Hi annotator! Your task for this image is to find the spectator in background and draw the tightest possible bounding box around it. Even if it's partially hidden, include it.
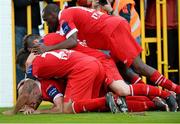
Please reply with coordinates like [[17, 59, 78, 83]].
[[145, 0, 178, 83], [14, 0, 53, 84]]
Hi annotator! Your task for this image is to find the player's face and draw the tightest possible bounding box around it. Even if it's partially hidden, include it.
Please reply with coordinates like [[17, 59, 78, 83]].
[[43, 12, 58, 32], [43, 13, 55, 26], [27, 38, 42, 50]]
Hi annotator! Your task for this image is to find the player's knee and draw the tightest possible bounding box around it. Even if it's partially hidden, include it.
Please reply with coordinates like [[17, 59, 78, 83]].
[[63, 102, 74, 114], [116, 88, 130, 96], [63, 106, 72, 114], [109, 80, 130, 96]]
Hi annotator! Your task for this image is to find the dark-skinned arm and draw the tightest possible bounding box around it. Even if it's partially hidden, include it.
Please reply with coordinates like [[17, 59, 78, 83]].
[[33, 33, 78, 54]]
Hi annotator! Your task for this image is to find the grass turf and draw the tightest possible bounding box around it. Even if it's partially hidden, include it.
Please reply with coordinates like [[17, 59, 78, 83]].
[[0, 106, 180, 123]]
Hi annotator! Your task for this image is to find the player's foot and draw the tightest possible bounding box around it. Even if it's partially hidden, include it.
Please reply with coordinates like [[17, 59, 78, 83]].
[[152, 97, 169, 111], [165, 94, 178, 112], [116, 96, 128, 113], [105, 92, 119, 114], [176, 94, 180, 111]]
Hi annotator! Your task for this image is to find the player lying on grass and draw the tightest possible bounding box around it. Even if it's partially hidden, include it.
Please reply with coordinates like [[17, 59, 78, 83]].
[[2, 78, 169, 115], [23, 33, 178, 111], [39, 4, 180, 109], [2, 78, 118, 115]]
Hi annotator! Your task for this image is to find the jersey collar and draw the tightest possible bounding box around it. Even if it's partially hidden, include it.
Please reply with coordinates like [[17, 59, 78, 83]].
[[58, 10, 62, 20]]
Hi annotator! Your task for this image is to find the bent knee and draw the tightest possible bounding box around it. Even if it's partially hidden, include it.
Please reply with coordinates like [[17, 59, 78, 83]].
[[63, 102, 74, 114], [109, 80, 130, 96]]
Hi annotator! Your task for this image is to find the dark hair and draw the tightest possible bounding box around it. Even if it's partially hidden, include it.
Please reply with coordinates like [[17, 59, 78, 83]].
[[43, 3, 60, 17], [16, 48, 30, 72], [23, 34, 41, 51]]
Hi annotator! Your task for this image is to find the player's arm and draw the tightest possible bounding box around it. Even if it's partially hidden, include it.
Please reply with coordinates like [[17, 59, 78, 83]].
[[34, 96, 64, 114], [25, 53, 37, 79], [34, 86, 64, 114], [33, 32, 78, 54], [33, 19, 78, 54]]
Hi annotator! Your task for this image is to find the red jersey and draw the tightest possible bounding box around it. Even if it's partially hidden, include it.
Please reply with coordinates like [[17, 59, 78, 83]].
[[32, 49, 98, 79], [42, 33, 122, 85], [43, 33, 109, 60], [57, 6, 128, 49], [38, 79, 66, 103]]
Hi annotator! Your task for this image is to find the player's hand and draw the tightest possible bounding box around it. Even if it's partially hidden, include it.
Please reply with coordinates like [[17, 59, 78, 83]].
[[25, 53, 37, 72], [33, 110, 41, 114], [32, 44, 49, 54], [23, 108, 35, 115], [100, 0, 113, 14], [2, 110, 15, 116]]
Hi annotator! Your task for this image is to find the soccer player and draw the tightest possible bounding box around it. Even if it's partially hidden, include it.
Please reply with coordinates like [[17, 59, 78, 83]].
[[13, 78, 118, 114], [2, 78, 168, 115], [39, 4, 180, 108], [23, 48, 105, 106], [23, 34, 177, 111]]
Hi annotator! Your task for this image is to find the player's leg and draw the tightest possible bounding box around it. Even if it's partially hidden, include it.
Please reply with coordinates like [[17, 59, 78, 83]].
[[64, 61, 102, 102], [101, 57, 177, 111], [117, 62, 144, 84], [126, 96, 169, 111], [63, 92, 119, 114], [109, 20, 180, 95], [132, 56, 180, 94], [63, 97, 107, 114], [109, 80, 177, 111], [126, 100, 155, 112]]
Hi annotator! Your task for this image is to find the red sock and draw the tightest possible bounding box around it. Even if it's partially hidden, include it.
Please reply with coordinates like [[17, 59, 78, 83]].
[[129, 84, 170, 99], [131, 75, 141, 84], [150, 70, 180, 93], [72, 97, 107, 113], [131, 75, 144, 84], [127, 100, 155, 112]]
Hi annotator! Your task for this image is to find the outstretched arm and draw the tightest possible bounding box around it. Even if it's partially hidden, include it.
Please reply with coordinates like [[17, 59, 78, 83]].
[[33, 33, 78, 54]]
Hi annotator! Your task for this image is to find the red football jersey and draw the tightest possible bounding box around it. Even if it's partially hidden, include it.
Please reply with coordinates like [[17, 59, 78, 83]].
[[38, 79, 66, 102], [42, 33, 122, 86], [57, 7, 126, 49], [43, 33, 109, 60], [32, 49, 97, 79]]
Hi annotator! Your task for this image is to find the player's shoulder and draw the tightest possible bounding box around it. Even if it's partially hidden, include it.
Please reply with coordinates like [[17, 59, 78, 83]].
[[67, 6, 95, 13]]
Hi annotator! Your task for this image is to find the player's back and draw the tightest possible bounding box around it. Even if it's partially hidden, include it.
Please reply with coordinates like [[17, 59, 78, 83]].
[[61, 7, 108, 35], [43, 33, 109, 60], [32, 49, 98, 79], [60, 7, 127, 49]]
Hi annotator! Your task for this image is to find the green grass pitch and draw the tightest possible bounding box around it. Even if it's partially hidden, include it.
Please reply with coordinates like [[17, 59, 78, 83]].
[[0, 106, 180, 123]]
